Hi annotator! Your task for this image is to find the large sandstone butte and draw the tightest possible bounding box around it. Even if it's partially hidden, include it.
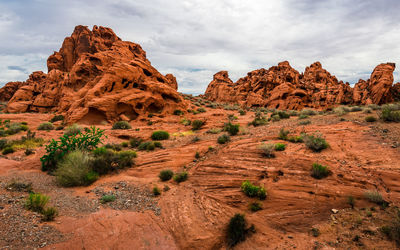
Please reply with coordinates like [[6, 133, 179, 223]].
[[205, 61, 399, 109], [0, 25, 187, 123]]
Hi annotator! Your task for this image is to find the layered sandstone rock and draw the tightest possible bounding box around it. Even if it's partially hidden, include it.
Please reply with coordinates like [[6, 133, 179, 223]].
[[205, 61, 397, 109], [0, 81, 26, 102], [2, 25, 187, 123]]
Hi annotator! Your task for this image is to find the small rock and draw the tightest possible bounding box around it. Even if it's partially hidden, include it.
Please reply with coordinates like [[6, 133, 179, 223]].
[[331, 209, 339, 214], [287, 235, 293, 239]]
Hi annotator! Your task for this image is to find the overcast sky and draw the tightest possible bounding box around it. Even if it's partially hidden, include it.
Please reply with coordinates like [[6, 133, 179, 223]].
[[0, 0, 399, 94]]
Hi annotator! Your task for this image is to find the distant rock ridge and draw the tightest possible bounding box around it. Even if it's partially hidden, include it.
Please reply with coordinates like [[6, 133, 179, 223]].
[[204, 61, 399, 109], [0, 25, 187, 123]]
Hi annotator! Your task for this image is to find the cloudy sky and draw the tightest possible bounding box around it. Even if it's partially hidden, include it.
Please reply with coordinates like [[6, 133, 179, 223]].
[[0, 0, 399, 94]]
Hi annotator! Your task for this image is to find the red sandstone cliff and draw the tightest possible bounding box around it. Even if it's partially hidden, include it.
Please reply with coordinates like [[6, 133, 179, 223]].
[[205, 61, 397, 109], [0, 25, 187, 123]]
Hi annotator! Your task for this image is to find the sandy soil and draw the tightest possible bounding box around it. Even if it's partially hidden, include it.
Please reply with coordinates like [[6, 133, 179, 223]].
[[1, 99, 400, 249]]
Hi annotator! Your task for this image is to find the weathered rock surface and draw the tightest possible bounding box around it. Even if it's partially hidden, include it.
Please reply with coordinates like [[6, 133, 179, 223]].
[[0, 81, 25, 102], [205, 61, 397, 109], [2, 25, 187, 123]]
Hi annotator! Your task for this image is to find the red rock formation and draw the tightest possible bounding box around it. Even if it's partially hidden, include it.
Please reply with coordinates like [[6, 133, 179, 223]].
[[391, 82, 400, 102], [353, 63, 396, 105], [2, 25, 187, 123], [205, 61, 397, 109], [0, 81, 26, 102]]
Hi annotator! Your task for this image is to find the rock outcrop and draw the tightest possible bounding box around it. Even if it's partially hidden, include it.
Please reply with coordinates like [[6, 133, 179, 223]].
[[205, 61, 397, 109], [0, 81, 25, 102], [1, 25, 187, 123]]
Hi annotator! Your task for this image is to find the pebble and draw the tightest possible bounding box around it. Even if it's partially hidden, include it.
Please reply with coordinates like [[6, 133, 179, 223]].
[[331, 209, 339, 214]]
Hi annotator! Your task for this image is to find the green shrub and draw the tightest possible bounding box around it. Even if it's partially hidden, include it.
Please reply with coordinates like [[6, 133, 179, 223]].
[[287, 135, 303, 143], [100, 195, 116, 203], [2, 146, 14, 155], [206, 128, 221, 134], [217, 134, 230, 144], [334, 106, 350, 116], [0, 139, 7, 150], [151, 130, 170, 140], [50, 115, 64, 123], [311, 228, 320, 237], [365, 116, 377, 122], [180, 118, 191, 126], [153, 186, 161, 196], [272, 110, 290, 119], [301, 109, 316, 116], [259, 143, 275, 158], [298, 120, 311, 125], [278, 128, 290, 140], [154, 141, 162, 148], [25, 148, 35, 156], [249, 202, 262, 212], [380, 105, 400, 122], [191, 120, 204, 130], [40, 126, 105, 172], [105, 143, 122, 151], [224, 122, 240, 136], [380, 213, 400, 244], [368, 104, 381, 110], [159, 169, 174, 181], [249, 113, 268, 126], [298, 114, 309, 119], [197, 107, 206, 113], [116, 150, 137, 168], [6, 180, 32, 192], [239, 109, 246, 116], [195, 152, 200, 159], [173, 171, 188, 183], [274, 143, 286, 151], [91, 149, 136, 175], [350, 106, 362, 112], [271, 114, 281, 122], [363, 108, 372, 114], [55, 151, 98, 187], [42, 207, 58, 221], [4, 122, 28, 135], [138, 141, 156, 151], [227, 214, 253, 247], [311, 163, 330, 179], [38, 122, 54, 131], [173, 109, 184, 115], [25, 193, 49, 213], [347, 196, 355, 209], [304, 134, 329, 152], [129, 137, 143, 148], [112, 121, 131, 130], [241, 180, 266, 200], [364, 190, 385, 205], [64, 123, 82, 136], [121, 141, 129, 147]]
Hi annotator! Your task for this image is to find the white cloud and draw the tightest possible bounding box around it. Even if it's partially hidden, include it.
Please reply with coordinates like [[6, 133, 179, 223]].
[[0, 0, 399, 94]]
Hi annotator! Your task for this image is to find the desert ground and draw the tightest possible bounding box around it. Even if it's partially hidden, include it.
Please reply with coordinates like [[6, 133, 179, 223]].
[[1, 97, 400, 250]]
